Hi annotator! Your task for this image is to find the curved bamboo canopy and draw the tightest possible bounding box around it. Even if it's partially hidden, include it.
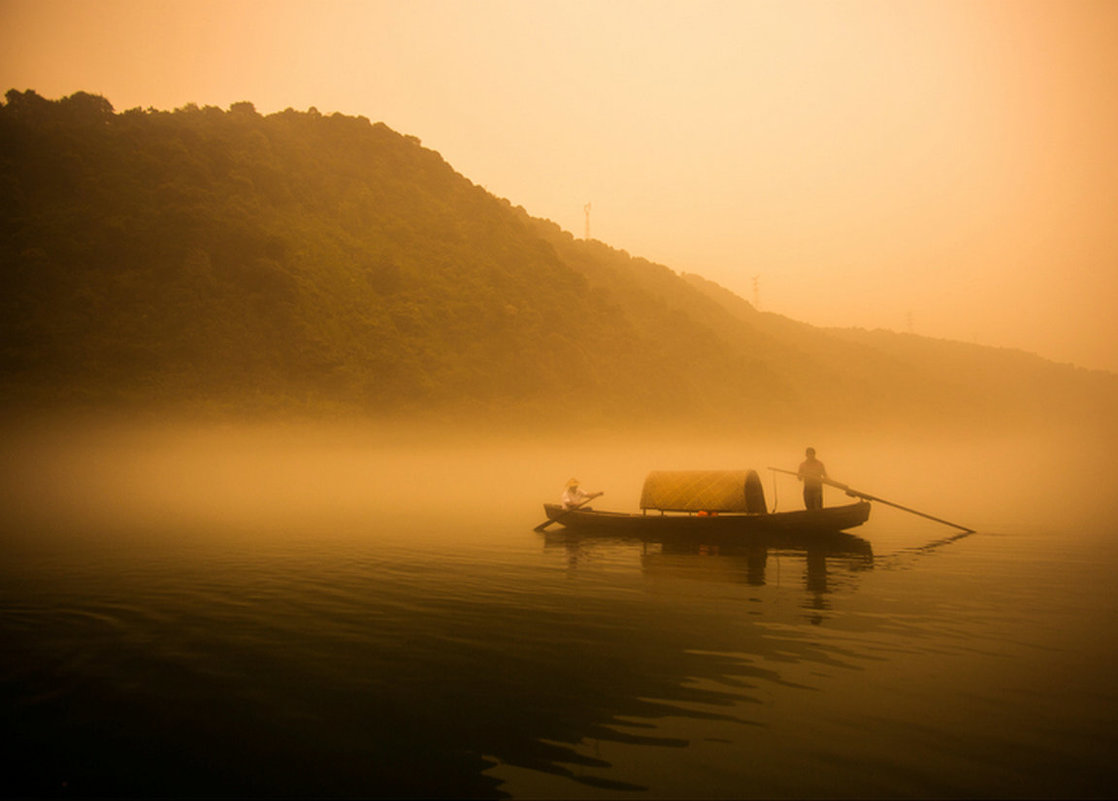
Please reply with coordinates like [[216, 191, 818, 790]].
[[640, 470, 767, 513]]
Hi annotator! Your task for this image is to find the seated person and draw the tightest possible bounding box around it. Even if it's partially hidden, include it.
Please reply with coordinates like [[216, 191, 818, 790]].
[[561, 478, 602, 509]]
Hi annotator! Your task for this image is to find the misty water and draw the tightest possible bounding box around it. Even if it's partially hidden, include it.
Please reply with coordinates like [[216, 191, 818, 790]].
[[3, 419, 1116, 799]]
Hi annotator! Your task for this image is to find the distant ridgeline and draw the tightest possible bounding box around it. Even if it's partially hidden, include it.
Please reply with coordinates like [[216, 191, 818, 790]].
[[1, 90, 1115, 430]]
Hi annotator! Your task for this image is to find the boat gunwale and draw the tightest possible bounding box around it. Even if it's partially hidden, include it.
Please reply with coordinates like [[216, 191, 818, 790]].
[[542, 500, 871, 531]]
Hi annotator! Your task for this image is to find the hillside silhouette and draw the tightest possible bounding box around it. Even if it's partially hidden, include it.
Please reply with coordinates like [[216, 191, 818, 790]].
[[2, 90, 1114, 432]]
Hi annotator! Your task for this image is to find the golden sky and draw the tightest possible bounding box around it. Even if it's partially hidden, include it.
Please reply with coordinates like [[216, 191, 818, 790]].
[[3, 0, 1116, 372]]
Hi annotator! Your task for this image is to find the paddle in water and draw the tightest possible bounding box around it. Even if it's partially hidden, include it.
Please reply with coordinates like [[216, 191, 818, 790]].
[[768, 467, 974, 533]]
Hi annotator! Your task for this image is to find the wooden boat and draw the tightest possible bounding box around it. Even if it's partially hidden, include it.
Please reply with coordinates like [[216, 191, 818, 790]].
[[541, 499, 871, 537], [541, 469, 871, 541]]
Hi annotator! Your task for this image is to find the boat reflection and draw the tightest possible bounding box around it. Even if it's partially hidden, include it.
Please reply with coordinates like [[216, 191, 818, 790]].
[[542, 529, 873, 622]]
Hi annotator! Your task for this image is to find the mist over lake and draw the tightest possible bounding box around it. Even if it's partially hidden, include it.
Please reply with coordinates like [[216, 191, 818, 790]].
[[6, 6, 1118, 797], [3, 417, 1116, 798]]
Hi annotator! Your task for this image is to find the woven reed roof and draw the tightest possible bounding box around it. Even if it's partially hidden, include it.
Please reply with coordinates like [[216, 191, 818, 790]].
[[640, 470, 767, 513]]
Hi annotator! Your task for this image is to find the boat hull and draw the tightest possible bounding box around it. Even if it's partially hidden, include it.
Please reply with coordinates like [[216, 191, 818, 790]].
[[542, 500, 871, 539]]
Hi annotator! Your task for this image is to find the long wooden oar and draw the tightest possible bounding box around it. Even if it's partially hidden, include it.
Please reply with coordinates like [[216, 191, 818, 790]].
[[533, 493, 602, 532], [768, 468, 974, 533]]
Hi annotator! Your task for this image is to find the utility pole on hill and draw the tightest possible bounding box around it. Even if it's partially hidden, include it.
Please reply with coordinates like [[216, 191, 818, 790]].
[[752, 275, 760, 310], [584, 203, 591, 240]]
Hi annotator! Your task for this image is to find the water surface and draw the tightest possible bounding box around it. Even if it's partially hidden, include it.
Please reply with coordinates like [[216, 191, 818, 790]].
[[2, 421, 1115, 798]]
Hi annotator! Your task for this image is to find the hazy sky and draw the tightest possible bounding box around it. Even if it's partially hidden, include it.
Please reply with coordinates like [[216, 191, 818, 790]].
[[3, 0, 1116, 372]]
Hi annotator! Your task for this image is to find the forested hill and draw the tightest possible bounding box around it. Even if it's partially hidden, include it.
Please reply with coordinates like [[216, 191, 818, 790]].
[[2, 90, 1114, 432]]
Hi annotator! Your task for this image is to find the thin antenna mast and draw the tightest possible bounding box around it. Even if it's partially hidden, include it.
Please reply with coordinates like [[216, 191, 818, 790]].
[[752, 275, 760, 310], [584, 202, 591, 240]]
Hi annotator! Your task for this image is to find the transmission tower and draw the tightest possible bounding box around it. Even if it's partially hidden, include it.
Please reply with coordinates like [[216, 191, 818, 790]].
[[584, 202, 591, 240], [752, 275, 760, 310]]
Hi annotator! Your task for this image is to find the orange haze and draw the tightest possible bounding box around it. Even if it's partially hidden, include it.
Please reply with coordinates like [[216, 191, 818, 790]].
[[3, 0, 1116, 372]]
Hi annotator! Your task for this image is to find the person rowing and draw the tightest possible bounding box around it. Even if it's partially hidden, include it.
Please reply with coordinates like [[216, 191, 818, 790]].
[[560, 478, 603, 510], [797, 447, 827, 511]]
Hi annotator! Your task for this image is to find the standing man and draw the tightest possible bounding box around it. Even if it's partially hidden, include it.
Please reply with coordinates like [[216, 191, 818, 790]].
[[798, 447, 827, 511]]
